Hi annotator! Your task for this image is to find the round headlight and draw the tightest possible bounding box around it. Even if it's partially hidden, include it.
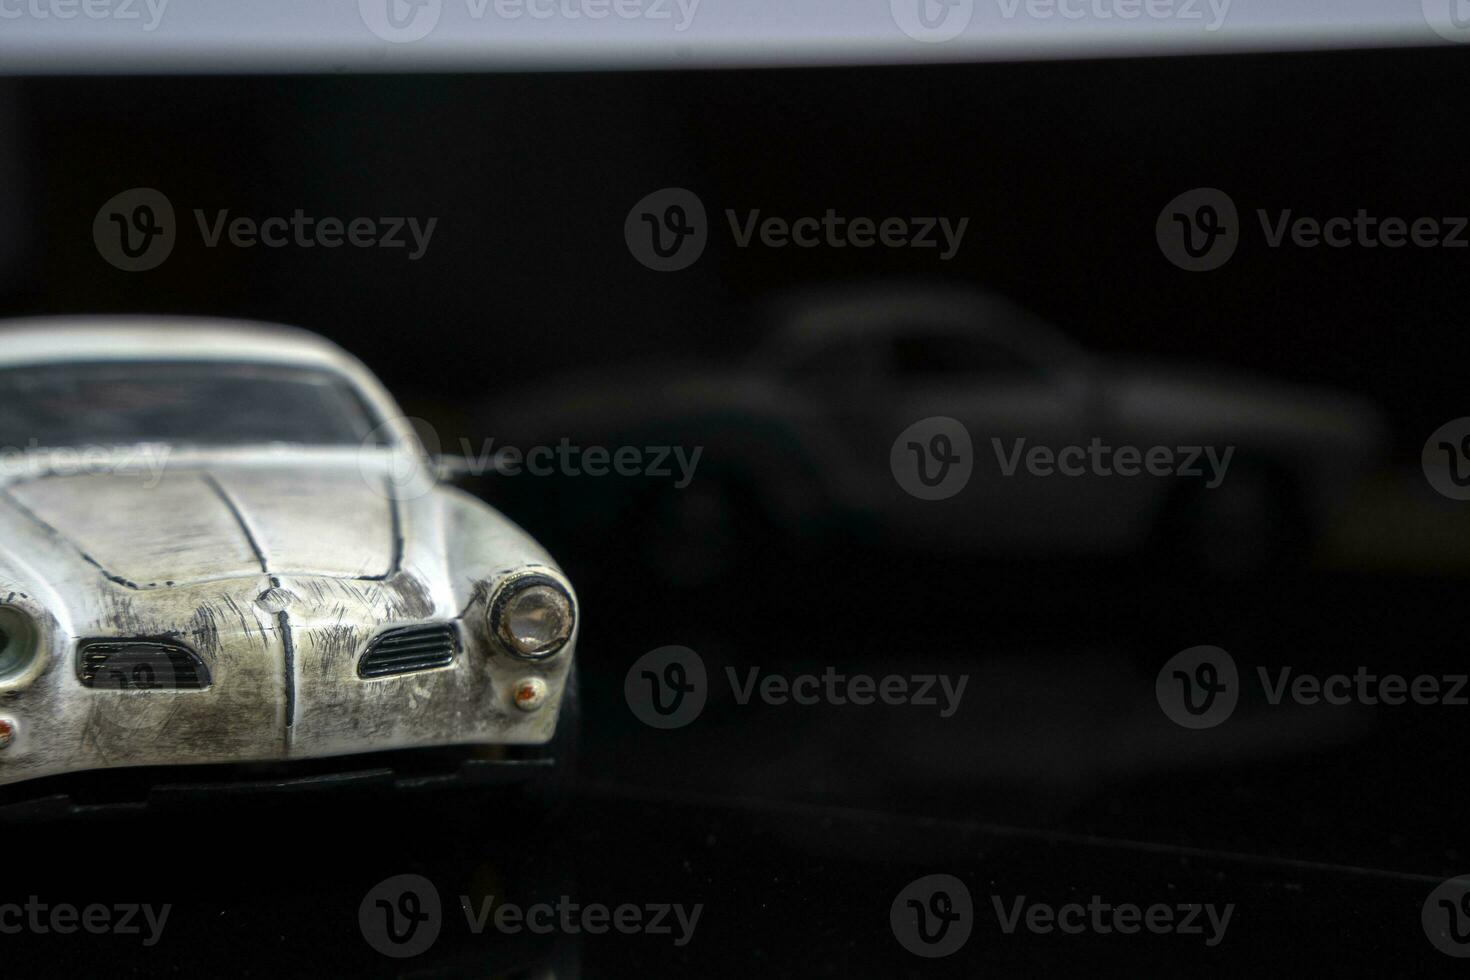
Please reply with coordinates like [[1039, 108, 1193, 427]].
[[0, 606, 38, 680], [486, 574, 575, 660]]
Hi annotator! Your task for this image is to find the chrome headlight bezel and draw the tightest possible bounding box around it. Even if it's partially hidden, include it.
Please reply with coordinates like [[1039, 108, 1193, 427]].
[[485, 572, 576, 661], [0, 605, 40, 684]]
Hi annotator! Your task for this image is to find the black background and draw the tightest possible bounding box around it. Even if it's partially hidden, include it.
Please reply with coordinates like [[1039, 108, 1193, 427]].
[[2, 47, 1465, 448], [2, 45, 1470, 975]]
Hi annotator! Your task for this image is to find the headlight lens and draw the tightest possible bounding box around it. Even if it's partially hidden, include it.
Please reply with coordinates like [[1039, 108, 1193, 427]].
[[0, 606, 38, 680], [487, 574, 575, 659]]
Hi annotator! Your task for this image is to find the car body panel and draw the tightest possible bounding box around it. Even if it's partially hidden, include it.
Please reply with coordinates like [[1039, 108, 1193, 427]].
[[0, 319, 577, 788]]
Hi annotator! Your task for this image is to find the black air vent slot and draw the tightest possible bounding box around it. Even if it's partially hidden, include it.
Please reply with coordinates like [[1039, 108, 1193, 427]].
[[79, 639, 210, 690], [358, 623, 459, 678]]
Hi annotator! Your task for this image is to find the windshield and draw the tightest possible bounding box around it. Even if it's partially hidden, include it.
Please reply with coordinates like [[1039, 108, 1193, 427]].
[[0, 361, 388, 451]]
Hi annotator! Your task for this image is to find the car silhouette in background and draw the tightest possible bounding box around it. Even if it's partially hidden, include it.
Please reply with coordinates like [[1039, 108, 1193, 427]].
[[479, 286, 1385, 583]]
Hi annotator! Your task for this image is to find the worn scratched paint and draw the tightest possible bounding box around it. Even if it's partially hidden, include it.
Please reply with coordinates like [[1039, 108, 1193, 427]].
[[0, 319, 577, 787]]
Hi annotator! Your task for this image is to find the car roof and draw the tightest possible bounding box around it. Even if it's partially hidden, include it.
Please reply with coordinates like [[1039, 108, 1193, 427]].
[[0, 316, 358, 371], [771, 285, 1024, 337], [764, 285, 1078, 356]]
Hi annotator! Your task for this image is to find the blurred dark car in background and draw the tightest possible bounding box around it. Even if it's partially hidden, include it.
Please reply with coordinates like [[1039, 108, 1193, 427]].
[[478, 285, 1385, 584]]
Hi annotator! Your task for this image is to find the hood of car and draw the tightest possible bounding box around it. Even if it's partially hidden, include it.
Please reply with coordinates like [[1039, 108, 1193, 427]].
[[0, 464, 400, 588]]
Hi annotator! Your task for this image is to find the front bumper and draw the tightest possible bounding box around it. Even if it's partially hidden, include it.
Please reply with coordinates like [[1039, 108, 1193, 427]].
[[0, 745, 561, 819], [0, 574, 575, 788]]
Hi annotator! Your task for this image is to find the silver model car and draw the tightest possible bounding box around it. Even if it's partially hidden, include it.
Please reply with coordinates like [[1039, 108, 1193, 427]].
[[0, 317, 578, 792]]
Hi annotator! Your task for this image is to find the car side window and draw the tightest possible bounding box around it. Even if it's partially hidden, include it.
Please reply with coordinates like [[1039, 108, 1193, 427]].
[[783, 338, 876, 385], [888, 331, 1043, 382]]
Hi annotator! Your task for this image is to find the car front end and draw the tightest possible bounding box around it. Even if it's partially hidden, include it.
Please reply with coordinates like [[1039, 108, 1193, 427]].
[[0, 320, 579, 797]]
